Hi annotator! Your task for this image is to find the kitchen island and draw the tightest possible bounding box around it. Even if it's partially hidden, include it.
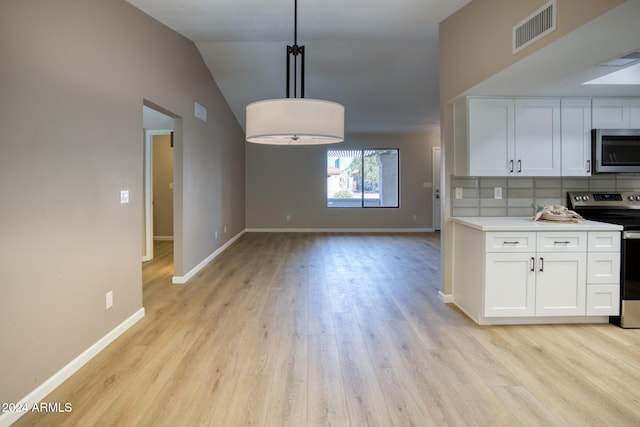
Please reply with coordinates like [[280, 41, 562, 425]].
[[451, 217, 622, 325]]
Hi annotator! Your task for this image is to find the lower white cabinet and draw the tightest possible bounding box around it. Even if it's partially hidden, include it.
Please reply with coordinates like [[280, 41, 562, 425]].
[[452, 223, 620, 325], [485, 252, 536, 317], [484, 232, 588, 318], [534, 252, 586, 316]]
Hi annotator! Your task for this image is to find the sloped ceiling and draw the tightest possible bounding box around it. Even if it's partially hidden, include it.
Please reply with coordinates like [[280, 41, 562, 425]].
[[127, 0, 471, 134]]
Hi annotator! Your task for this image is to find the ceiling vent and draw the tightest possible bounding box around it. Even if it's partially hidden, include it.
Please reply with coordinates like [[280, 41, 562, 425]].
[[513, 0, 556, 54]]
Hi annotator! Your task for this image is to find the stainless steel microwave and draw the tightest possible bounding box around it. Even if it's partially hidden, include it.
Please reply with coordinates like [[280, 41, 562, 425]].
[[592, 129, 640, 173]]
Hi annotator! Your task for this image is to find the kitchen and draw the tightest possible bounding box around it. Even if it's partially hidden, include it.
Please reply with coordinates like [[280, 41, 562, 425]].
[[439, 1, 640, 327]]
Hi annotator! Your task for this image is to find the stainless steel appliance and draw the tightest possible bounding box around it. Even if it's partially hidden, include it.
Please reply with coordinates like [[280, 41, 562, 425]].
[[569, 191, 640, 327], [592, 129, 640, 173]]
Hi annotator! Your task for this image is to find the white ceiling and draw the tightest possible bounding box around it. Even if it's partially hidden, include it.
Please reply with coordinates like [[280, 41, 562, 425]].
[[128, 0, 640, 135]]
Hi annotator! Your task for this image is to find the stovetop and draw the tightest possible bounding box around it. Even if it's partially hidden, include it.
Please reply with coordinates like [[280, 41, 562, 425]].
[[568, 191, 640, 230]]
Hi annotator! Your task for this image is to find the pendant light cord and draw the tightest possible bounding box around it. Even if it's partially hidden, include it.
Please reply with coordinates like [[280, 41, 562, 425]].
[[286, 0, 304, 99]]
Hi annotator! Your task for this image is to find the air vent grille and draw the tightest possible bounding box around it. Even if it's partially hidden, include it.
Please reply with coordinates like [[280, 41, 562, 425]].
[[513, 0, 556, 54]]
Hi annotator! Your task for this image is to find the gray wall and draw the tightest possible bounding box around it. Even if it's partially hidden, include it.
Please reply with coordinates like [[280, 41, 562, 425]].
[[246, 131, 440, 230], [0, 0, 245, 404]]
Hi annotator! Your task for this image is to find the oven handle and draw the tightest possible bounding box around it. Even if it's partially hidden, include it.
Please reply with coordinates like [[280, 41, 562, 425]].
[[623, 231, 640, 239]]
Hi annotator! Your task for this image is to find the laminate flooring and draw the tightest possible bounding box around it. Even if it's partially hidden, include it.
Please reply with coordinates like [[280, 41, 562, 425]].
[[15, 232, 640, 426]]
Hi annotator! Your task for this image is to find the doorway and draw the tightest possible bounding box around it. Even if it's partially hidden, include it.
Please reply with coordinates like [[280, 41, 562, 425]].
[[142, 105, 175, 262]]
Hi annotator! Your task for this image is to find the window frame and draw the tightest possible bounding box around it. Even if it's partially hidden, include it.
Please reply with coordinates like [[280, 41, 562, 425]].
[[326, 148, 400, 209]]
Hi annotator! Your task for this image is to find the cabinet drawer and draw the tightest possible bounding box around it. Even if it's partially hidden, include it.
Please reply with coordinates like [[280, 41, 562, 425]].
[[485, 232, 535, 252], [587, 253, 621, 284], [588, 232, 621, 252], [586, 284, 620, 316], [536, 232, 586, 252]]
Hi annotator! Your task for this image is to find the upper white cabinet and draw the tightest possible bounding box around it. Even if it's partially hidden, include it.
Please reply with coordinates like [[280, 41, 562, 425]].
[[593, 98, 640, 128], [467, 98, 514, 176], [561, 99, 592, 176], [468, 98, 560, 176]]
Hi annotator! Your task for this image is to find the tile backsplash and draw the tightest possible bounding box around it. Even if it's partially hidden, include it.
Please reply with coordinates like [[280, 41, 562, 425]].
[[450, 175, 640, 217]]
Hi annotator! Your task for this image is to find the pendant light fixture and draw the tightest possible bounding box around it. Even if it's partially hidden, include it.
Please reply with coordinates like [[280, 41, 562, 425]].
[[245, 0, 344, 145]]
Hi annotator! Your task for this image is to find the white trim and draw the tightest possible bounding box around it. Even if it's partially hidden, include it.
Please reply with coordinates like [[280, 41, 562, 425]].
[[141, 255, 152, 262], [245, 228, 434, 233], [153, 236, 174, 241], [438, 291, 454, 303], [0, 308, 145, 427], [172, 230, 245, 284]]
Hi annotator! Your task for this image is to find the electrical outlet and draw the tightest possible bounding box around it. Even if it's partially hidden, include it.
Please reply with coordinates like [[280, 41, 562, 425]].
[[286, 215, 292, 222], [455, 187, 463, 199], [106, 291, 113, 309], [224, 226, 227, 233], [215, 231, 218, 240], [412, 214, 417, 221], [494, 187, 503, 200]]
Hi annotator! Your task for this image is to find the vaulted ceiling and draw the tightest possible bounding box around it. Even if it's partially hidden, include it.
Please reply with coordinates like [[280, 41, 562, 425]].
[[127, 0, 471, 134], [128, 0, 640, 136]]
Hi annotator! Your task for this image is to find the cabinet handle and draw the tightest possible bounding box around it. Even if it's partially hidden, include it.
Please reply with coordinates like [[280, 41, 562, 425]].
[[502, 241, 520, 245], [509, 160, 514, 173], [539, 257, 544, 272], [553, 241, 571, 245], [530, 257, 535, 272], [517, 160, 522, 173], [586, 160, 591, 173]]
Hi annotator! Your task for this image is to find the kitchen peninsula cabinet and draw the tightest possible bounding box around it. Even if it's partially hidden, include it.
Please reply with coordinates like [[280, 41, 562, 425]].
[[465, 97, 560, 176], [451, 217, 622, 325]]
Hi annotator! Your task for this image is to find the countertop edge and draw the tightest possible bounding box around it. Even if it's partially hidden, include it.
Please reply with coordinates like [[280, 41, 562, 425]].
[[451, 216, 623, 232]]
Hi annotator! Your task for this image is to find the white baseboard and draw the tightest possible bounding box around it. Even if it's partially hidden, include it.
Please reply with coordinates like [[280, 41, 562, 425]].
[[172, 230, 245, 284], [438, 291, 454, 303], [245, 227, 434, 233], [0, 308, 145, 427]]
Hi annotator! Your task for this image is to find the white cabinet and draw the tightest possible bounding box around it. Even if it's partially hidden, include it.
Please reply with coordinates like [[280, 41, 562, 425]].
[[484, 232, 587, 318], [468, 98, 514, 176], [468, 98, 560, 176], [514, 99, 561, 176], [452, 221, 621, 325], [483, 232, 536, 317], [485, 252, 536, 317], [586, 231, 620, 316], [535, 252, 586, 316], [592, 98, 640, 129], [561, 99, 592, 176]]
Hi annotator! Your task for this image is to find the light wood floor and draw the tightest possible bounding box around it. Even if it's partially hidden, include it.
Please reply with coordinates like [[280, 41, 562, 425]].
[[15, 232, 640, 426]]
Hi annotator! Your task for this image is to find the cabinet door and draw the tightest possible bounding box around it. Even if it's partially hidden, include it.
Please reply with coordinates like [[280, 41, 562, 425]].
[[586, 284, 620, 316], [485, 252, 536, 317], [515, 99, 561, 176], [468, 98, 514, 176], [592, 98, 630, 128], [535, 253, 586, 316], [587, 252, 621, 284], [561, 99, 592, 176]]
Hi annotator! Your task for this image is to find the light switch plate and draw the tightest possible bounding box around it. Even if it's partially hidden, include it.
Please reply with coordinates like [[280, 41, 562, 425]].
[[120, 190, 129, 204], [455, 187, 463, 199], [494, 187, 503, 200]]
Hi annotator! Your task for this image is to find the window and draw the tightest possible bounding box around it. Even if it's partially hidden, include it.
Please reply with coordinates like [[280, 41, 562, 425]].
[[327, 149, 399, 208]]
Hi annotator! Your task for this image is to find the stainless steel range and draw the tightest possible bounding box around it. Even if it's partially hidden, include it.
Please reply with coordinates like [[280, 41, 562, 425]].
[[568, 191, 640, 328]]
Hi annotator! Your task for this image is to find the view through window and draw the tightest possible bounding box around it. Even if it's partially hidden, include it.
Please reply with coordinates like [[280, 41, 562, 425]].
[[327, 149, 399, 208]]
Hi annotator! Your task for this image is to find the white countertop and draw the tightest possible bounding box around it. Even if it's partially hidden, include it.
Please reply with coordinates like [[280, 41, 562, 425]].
[[451, 217, 623, 232]]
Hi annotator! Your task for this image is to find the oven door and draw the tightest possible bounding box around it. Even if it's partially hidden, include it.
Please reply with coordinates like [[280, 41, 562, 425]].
[[623, 231, 640, 300], [620, 231, 640, 327]]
